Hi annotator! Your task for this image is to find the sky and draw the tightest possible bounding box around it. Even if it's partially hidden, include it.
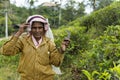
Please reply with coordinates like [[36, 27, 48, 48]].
[[10, 0, 93, 13]]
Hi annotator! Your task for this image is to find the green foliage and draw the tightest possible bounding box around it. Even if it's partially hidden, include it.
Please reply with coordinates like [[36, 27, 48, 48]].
[[52, 25, 120, 80], [67, 18, 81, 27], [52, 26, 91, 79], [79, 25, 120, 79], [82, 70, 99, 80], [0, 38, 20, 80], [79, 1, 120, 33], [110, 62, 120, 79], [87, 0, 114, 11], [61, 0, 85, 26], [0, 17, 13, 37], [53, 26, 89, 54], [95, 0, 114, 10], [54, 25, 120, 80]]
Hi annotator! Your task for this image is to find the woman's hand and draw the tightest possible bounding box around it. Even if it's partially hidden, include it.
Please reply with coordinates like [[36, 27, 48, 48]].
[[15, 23, 29, 37], [18, 23, 29, 33], [61, 37, 70, 52]]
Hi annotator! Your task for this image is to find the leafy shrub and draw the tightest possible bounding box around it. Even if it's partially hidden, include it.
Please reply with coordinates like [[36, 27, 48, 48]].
[[53, 26, 90, 79], [79, 1, 120, 33], [54, 25, 120, 80], [80, 25, 120, 79]]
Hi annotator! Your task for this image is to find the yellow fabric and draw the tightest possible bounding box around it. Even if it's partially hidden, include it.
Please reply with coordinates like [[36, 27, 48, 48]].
[[0, 33, 64, 80]]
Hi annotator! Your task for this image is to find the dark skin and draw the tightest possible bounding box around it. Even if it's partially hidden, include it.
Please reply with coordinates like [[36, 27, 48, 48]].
[[30, 22, 45, 42], [15, 21, 70, 52]]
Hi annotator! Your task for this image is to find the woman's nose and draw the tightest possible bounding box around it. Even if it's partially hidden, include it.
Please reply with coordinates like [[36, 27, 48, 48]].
[[36, 28, 40, 32]]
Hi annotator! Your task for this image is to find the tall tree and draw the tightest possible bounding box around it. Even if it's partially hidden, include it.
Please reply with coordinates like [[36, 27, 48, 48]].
[[88, 0, 96, 10], [62, 0, 76, 24], [76, 2, 86, 18], [62, 0, 85, 25], [95, 0, 114, 10], [25, 0, 38, 15], [87, 0, 114, 11]]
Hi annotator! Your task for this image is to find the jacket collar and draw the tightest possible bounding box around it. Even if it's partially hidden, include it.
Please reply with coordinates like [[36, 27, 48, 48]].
[[26, 35, 49, 49]]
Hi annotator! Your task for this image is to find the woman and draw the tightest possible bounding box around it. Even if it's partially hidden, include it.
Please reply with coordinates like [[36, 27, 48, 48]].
[[0, 15, 70, 80]]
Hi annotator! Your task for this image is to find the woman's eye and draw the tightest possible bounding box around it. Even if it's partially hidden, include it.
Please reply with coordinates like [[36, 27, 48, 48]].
[[32, 27, 43, 29]]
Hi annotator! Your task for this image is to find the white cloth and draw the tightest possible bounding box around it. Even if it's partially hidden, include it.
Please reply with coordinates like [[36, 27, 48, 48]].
[[26, 15, 49, 31], [32, 35, 42, 48], [46, 19, 62, 74]]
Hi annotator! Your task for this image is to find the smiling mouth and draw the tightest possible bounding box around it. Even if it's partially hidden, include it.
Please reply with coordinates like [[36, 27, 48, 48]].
[[35, 34, 41, 37]]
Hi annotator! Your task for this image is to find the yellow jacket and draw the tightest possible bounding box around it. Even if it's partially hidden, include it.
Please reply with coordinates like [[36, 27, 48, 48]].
[[0, 34, 64, 80]]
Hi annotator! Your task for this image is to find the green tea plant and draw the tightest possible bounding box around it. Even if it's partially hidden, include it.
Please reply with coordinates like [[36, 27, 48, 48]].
[[0, 38, 20, 80], [81, 25, 120, 79]]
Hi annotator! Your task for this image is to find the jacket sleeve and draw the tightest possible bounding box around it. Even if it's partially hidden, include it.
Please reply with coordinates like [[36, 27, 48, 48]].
[[0, 36, 23, 56], [49, 40, 65, 67]]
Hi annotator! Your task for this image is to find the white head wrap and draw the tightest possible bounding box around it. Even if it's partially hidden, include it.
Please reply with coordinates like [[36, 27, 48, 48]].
[[26, 15, 54, 41], [26, 15, 49, 31]]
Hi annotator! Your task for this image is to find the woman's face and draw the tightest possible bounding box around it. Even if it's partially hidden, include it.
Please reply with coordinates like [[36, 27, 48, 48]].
[[31, 21, 45, 40]]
